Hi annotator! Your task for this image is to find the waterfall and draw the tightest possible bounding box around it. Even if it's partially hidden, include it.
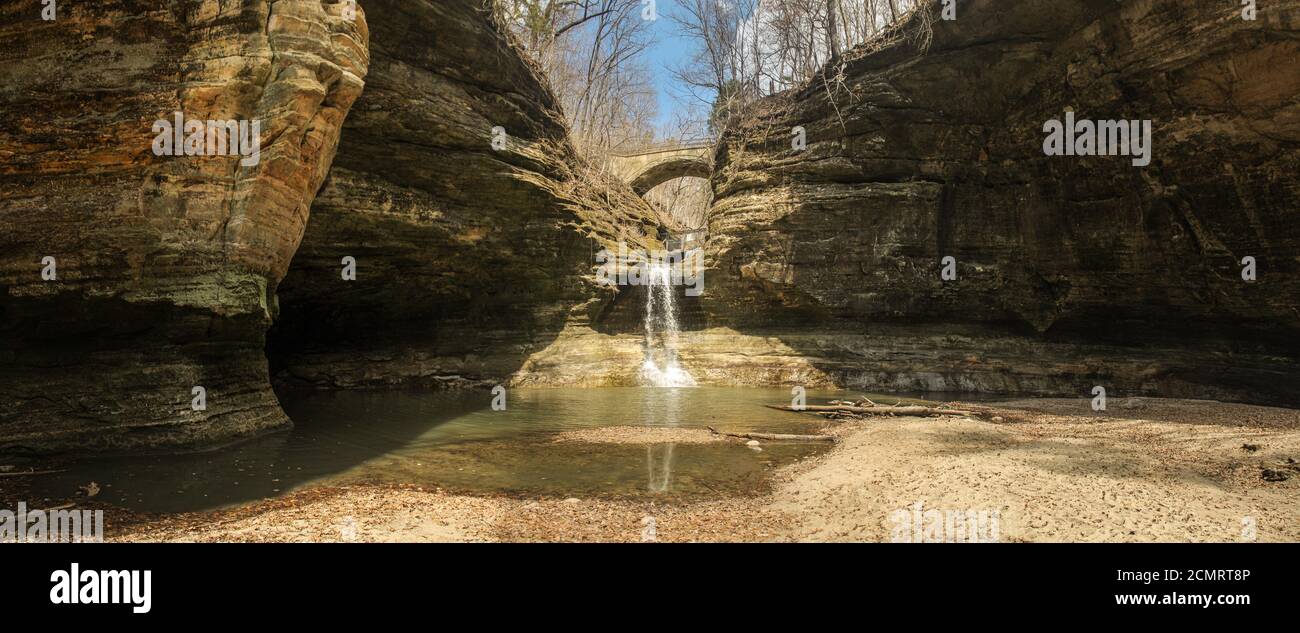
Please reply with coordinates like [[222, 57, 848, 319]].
[[639, 262, 697, 387]]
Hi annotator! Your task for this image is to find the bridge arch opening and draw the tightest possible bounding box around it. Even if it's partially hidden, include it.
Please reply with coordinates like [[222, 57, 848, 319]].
[[608, 142, 714, 197], [628, 156, 711, 195], [644, 176, 711, 233]]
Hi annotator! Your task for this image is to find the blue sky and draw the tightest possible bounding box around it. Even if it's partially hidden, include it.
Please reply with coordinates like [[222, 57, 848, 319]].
[[643, 1, 705, 135]]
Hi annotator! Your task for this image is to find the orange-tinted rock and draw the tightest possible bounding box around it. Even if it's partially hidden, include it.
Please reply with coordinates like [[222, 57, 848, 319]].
[[0, 0, 369, 451]]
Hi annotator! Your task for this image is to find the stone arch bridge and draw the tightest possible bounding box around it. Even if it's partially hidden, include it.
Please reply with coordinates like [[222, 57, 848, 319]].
[[607, 140, 714, 195]]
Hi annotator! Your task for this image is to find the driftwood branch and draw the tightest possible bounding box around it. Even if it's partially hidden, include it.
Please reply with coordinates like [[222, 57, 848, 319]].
[[706, 426, 836, 443], [765, 404, 978, 417], [0, 469, 66, 477], [832, 398, 877, 407]]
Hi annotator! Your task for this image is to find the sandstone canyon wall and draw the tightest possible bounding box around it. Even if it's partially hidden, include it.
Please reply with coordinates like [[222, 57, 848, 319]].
[[3, 0, 1297, 455], [267, 0, 664, 391], [701, 0, 1300, 403], [0, 0, 662, 454], [0, 0, 369, 452]]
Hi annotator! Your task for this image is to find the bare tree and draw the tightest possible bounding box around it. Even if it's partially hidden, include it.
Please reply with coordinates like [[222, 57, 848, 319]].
[[826, 0, 841, 58], [664, 0, 762, 138], [644, 177, 711, 230], [667, 0, 925, 134], [492, 1, 928, 157], [495, 0, 632, 52], [495, 0, 659, 158]]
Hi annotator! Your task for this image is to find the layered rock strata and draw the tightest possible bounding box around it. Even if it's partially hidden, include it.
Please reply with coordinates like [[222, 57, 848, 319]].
[[704, 0, 1300, 403], [0, 0, 369, 451], [268, 0, 662, 390]]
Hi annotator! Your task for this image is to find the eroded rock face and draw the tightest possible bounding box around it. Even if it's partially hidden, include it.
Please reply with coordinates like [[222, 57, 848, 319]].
[[0, 0, 369, 452], [706, 0, 1300, 403], [270, 0, 661, 389]]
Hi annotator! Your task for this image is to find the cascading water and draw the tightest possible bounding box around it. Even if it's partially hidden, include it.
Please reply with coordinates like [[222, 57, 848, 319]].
[[639, 262, 697, 387]]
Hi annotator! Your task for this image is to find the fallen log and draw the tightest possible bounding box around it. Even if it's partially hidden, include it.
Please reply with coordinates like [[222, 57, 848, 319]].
[[0, 469, 67, 477], [706, 426, 836, 443], [765, 404, 978, 417], [830, 398, 878, 407]]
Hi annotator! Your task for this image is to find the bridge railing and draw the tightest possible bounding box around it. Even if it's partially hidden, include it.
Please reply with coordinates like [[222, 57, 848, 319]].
[[608, 137, 716, 156]]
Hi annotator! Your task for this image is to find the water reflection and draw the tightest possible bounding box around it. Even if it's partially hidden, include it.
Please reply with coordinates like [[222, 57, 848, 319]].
[[20, 387, 951, 512], [646, 444, 675, 493], [641, 387, 684, 492]]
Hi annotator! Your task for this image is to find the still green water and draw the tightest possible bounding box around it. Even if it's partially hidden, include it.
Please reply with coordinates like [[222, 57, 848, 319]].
[[30, 387, 903, 513]]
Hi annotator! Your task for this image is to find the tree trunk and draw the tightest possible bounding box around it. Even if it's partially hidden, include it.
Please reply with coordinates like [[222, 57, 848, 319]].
[[826, 0, 841, 57]]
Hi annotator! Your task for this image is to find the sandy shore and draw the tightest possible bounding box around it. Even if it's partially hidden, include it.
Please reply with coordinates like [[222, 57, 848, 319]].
[[550, 426, 724, 445], [106, 397, 1300, 542]]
